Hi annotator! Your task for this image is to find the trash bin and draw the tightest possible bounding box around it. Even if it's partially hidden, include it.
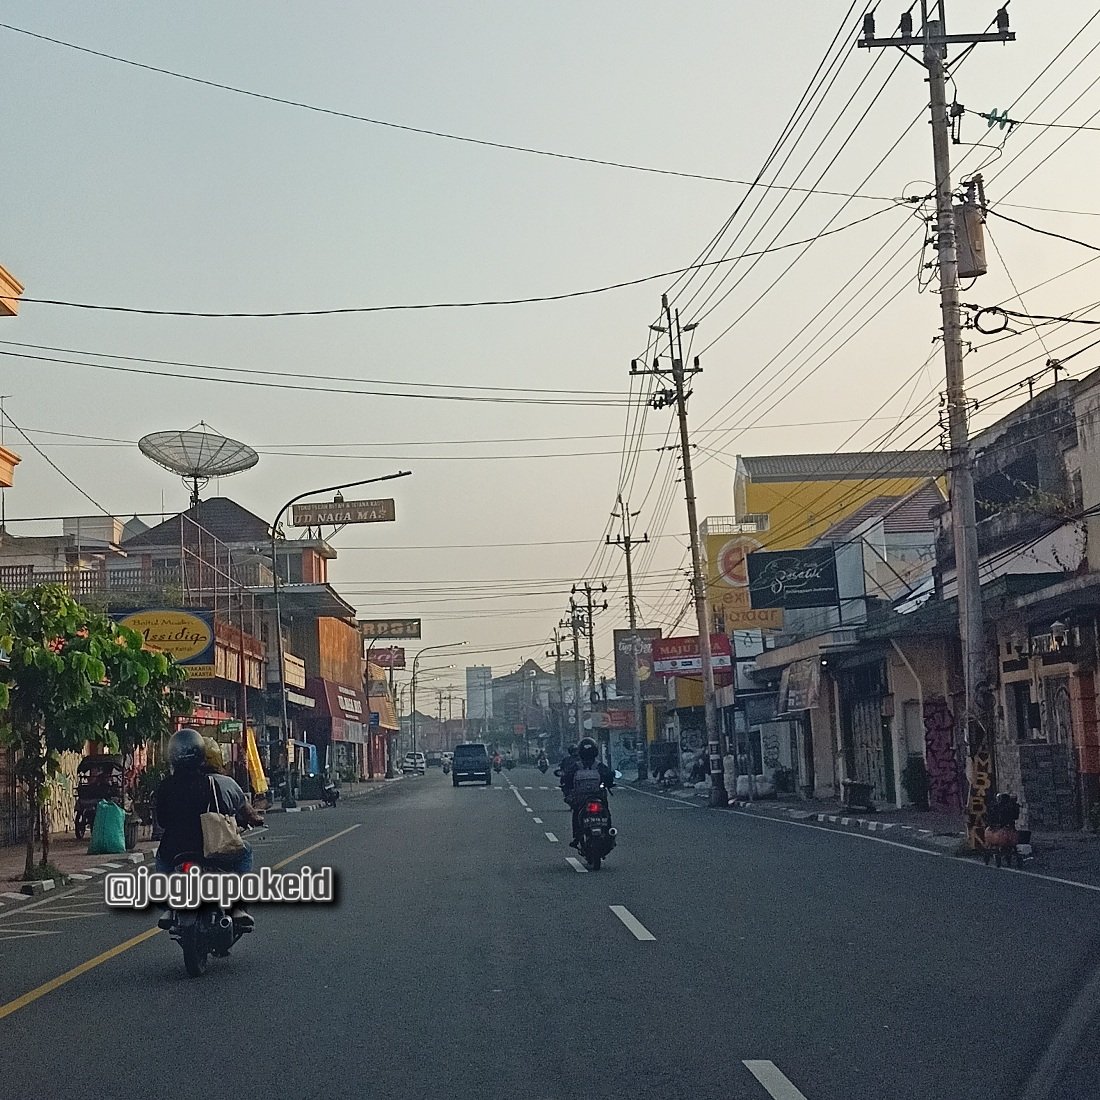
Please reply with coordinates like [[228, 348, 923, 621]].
[[124, 811, 138, 851], [842, 779, 875, 811]]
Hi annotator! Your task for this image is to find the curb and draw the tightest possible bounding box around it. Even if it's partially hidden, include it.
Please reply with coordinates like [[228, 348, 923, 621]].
[[726, 800, 966, 854], [3, 847, 156, 900]]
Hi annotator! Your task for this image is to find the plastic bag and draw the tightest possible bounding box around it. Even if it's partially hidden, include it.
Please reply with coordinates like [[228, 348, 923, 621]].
[[87, 799, 127, 855]]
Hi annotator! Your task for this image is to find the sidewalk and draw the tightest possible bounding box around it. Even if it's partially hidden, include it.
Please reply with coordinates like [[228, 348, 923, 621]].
[[0, 776, 404, 903], [262, 775, 403, 813], [0, 832, 155, 901]]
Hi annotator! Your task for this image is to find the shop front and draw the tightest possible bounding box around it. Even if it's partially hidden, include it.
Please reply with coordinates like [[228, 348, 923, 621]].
[[306, 677, 371, 781]]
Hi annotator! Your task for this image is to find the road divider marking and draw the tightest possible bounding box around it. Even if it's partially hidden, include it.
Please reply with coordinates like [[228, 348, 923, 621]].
[[533, 817, 543, 824], [513, 790, 529, 808], [545, 832, 559, 843], [565, 857, 588, 874], [0, 822, 363, 1022], [743, 1061, 810, 1100], [524, 786, 534, 790], [525, 807, 533, 813], [610, 905, 656, 941]]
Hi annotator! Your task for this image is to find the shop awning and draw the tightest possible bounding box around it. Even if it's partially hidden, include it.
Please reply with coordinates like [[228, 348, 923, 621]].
[[307, 678, 370, 723], [248, 583, 357, 619], [368, 692, 399, 732]]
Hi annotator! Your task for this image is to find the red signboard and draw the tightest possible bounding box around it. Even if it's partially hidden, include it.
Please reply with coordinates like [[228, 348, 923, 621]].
[[371, 646, 406, 669], [652, 634, 732, 676]]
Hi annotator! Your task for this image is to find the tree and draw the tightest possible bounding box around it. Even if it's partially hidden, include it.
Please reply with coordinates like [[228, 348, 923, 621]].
[[0, 586, 191, 878]]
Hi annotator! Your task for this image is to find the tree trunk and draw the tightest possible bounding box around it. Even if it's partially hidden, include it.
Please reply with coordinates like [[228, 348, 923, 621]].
[[40, 799, 50, 868], [23, 781, 36, 880]]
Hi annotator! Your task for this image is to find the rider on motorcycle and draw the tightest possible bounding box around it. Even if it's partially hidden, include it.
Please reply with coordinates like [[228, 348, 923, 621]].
[[562, 737, 614, 849], [155, 728, 264, 929]]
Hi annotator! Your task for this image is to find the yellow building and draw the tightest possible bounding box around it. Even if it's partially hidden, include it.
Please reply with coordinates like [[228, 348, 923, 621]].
[[702, 451, 946, 634]]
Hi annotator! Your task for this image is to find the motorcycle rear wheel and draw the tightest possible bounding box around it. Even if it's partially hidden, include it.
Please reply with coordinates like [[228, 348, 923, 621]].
[[180, 927, 209, 978], [586, 854, 602, 871]]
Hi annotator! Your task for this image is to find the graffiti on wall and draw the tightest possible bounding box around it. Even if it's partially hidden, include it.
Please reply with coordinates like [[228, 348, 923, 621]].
[[762, 729, 782, 770], [923, 696, 960, 812]]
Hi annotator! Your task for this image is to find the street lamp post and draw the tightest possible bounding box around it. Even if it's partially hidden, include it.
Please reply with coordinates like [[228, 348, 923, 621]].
[[411, 644, 467, 756], [270, 471, 411, 808]]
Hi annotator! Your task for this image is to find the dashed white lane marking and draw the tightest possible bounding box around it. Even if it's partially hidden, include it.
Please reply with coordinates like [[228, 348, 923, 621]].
[[565, 857, 588, 874], [513, 789, 529, 808], [533, 817, 543, 824], [743, 1061, 810, 1100], [525, 807, 533, 813], [539, 785, 551, 790], [609, 905, 656, 941], [524, 786, 534, 790], [545, 832, 559, 843]]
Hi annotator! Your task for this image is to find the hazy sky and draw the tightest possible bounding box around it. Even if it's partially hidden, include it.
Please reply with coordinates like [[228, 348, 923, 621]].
[[4, 2, 1100, 697]]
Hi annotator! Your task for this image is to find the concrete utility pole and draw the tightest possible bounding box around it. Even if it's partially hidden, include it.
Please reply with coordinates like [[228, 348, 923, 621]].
[[547, 629, 567, 756], [631, 297, 726, 806], [608, 496, 650, 783], [571, 582, 608, 760], [859, 3, 1014, 844], [560, 613, 585, 745]]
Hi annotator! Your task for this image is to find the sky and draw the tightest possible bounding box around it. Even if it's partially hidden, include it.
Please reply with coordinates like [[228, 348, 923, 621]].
[[3, 2, 1100, 699]]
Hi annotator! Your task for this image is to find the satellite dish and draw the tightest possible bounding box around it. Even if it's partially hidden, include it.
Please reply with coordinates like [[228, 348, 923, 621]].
[[138, 423, 259, 507]]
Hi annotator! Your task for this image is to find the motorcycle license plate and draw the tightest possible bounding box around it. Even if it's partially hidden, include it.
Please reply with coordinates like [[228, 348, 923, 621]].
[[589, 826, 604, 835]]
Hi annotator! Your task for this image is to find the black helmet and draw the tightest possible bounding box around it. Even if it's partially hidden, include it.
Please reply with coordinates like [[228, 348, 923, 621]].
[[567, 744, 579, 757], [167, 728, 206, 771], [577, 738, 599, 765]]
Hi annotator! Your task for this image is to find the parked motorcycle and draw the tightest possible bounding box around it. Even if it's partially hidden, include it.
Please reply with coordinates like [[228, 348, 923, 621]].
[[321, 779, 340, 807], [163, 855, 254, 978], [576, 788, 616, 871]]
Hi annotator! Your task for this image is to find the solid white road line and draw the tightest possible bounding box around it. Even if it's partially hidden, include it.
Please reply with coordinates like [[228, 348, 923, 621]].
[[622, 786, 1100, 896], [565, 857, 588, 874], [533, 817, 543, 824], [743, 1061, 810, 1100], [545, 832, 559, 843], [609, 905, 656, 941]]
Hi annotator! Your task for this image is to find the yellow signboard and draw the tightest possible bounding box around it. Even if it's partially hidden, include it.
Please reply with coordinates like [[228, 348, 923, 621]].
[[118, 609, 215, 666], [705, 533, 783, 631]]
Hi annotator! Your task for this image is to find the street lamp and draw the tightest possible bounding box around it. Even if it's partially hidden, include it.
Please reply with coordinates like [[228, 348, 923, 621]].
[[270, 471, 411, 808], [411, 643, 467, 754]]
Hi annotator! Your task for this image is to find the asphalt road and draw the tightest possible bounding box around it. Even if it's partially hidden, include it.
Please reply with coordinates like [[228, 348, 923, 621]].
[[2, 767, 1099, 1099]]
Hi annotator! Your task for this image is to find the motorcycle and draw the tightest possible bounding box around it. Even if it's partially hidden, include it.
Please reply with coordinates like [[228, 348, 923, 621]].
[[163, 854, 254, 978], [576, 788, 616, 871], [321, 779, 340, 807], [442, 761, 451, 775], [537, 759, 549, 774], [492, 759, 503, 774], [504, 757, 515, 770]]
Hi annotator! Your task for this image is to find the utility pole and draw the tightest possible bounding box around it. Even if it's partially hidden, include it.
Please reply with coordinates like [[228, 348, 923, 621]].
[[571, 583, 608, 762], [560, 613, 585, 745], [631, 297, 727, 806], [608, 496, 651, 783], [859, 4, 1014, 845], [547, 629, 567, 758]]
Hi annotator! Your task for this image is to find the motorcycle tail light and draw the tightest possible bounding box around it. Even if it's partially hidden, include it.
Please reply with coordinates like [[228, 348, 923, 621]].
[[181, 862, 198, 873], [586, 802, 604, 814]]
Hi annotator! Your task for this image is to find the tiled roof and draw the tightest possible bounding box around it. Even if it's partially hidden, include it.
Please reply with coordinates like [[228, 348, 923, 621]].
[[121, 497, 270, 549], [740, 451, 946, 483], [819, 484, 945, 541]]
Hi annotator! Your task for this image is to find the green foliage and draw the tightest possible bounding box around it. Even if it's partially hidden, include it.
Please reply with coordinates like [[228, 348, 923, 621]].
[[22, 861, 64, 883], [0, 585, 192, 876]]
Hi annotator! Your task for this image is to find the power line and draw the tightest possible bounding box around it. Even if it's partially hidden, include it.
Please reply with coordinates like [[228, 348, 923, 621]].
[[0, 21, 898, 202], [2, 206, 904, 319]]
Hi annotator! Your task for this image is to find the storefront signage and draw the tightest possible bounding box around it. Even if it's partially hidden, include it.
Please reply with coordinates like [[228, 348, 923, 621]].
[[292, 498, 396, 526], [718, 588, 784, 630], [370, 646, 406, 669], [652, 635, 732, 676], [336, 686, 364, 717], [613, 628, 664, 701], [746, 548, 839, 609], [777, 658, 821, 714], [117, 609, 215, 669], [359, 618, 422, 640]]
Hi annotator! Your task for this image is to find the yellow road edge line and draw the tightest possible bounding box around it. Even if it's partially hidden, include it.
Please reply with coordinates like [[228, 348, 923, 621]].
[[0, 821, 363, 1022], [272, 822, 361, 870], [0, 926, 161, 1021]]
